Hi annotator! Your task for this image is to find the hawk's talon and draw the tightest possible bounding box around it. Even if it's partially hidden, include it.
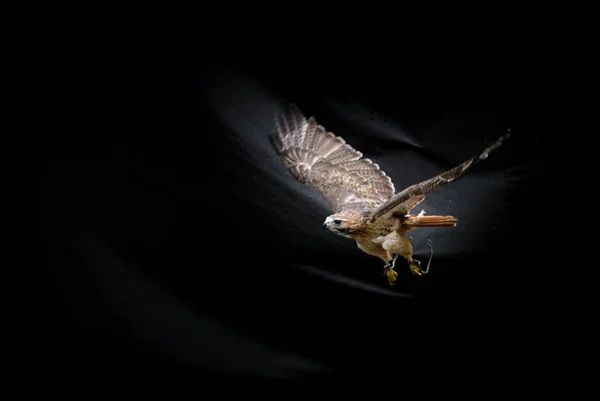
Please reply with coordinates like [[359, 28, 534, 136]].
[[383, 255, 399, 285], [409, 260, 422, 276], [384, 267, 398, 285]]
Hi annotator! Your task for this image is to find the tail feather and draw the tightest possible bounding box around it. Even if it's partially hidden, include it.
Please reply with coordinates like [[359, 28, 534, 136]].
[[404, 214, 457, 227]]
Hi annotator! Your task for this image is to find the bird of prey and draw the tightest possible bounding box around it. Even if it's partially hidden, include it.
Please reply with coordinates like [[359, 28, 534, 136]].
[[270, 104, 509, 285]]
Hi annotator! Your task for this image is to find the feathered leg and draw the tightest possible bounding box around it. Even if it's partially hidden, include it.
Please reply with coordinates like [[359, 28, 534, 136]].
[[356, 240, 399, 285], [382, 231, 424, 277]]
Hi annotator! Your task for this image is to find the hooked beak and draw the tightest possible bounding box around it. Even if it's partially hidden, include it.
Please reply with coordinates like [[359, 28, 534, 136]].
[[322, 222, 328, 228]]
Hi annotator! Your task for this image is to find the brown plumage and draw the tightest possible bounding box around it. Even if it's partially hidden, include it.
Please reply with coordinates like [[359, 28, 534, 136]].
[[270, 104, 509, 285]]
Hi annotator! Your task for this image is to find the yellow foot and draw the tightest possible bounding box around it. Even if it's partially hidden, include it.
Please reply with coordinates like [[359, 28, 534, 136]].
[[385, 268, 398, 285], [409, 260, 422, 276]]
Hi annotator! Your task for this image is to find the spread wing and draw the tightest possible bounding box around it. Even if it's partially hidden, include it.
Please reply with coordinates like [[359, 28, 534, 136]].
[[270, 104, 395, 213], [369, 131, 511, 223]]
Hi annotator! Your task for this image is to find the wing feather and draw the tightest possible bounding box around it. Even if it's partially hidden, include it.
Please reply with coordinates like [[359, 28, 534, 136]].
[[369, 131, 511, 222], [271, 104, 395, 212]]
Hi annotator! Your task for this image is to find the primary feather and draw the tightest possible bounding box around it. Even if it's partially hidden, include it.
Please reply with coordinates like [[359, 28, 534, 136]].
[[368, 132, 510, 222]]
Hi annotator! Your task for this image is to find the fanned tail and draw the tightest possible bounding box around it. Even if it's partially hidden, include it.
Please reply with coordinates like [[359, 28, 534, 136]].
[[404, 215, 457, 227]]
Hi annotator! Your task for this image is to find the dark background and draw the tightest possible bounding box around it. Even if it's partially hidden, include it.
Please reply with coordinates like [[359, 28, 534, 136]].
[[40, 54, 546, 382]]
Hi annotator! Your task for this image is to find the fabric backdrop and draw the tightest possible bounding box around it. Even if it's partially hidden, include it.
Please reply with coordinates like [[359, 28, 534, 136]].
[[41, 59, 543, 382]]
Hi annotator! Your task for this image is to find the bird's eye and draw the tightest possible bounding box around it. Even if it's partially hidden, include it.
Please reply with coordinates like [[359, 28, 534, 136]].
[[333, 219, 341, 225]]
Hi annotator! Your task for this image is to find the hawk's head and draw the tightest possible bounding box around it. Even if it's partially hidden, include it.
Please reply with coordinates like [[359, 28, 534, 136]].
[[323, 212, 359, 238]]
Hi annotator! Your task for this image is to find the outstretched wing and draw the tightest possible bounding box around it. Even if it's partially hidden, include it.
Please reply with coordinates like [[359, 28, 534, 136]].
[[270, 104, 395, 213], [368, 131, 511, 222]]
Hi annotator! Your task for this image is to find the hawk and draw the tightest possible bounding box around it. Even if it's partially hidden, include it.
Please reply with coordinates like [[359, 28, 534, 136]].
[[270, 104, 509, 285]]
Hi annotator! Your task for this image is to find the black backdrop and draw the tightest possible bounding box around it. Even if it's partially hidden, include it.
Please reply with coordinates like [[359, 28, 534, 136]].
[[41, 57, 545, 382]]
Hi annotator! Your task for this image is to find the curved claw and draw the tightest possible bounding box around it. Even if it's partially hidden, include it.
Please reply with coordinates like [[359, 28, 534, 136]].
[[383, 255, 399, 285], [384, 268, 398, 285], [409, 259, 422, 276]]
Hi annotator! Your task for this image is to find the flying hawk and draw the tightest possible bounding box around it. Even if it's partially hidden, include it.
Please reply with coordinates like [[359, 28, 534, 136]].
[[270, 104, 509, 285]]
